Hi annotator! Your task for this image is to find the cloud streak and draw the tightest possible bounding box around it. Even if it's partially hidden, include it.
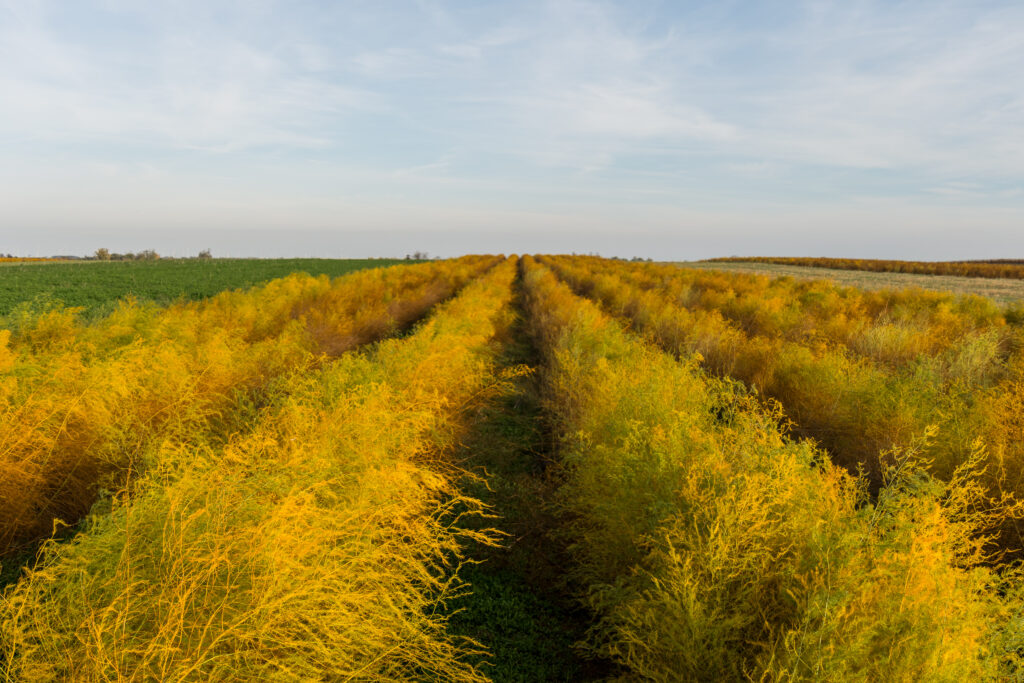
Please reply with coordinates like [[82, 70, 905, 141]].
[[1, 0, 1023, 257]]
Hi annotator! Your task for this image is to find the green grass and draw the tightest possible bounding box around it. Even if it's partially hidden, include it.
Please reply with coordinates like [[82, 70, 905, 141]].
[[445, 278, 612, 682], [0, 258, 412, 319]]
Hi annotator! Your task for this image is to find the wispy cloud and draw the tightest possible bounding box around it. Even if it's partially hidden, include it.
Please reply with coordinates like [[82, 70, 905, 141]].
[[1, 0, 1023, 257], [0, 1, 378, 151], [722, 2, 1024, 177]]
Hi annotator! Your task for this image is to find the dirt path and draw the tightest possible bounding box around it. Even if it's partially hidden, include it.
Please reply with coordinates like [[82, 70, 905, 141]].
[[446, 275, 610, 682], [679, 260, 1024, 305]]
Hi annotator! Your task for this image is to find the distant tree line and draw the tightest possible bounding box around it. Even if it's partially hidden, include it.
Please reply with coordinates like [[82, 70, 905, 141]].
[[92, 249, 213, 261], [94, 248, 159, 261]]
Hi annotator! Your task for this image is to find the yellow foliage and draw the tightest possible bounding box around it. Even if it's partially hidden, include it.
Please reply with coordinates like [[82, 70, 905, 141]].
[[0, 256, 500, 556], [521, 256, 1023, 681], [1, 258, 518, 681], [541, 256, 1024, 535], [6, 254, 1024, 680]]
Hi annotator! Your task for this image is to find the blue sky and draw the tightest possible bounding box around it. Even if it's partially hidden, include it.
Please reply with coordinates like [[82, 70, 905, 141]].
[[1, 0, 1023, 258]]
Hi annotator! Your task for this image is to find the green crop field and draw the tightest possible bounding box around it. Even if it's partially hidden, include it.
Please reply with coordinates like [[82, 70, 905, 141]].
[[0, 258, 410, 319]]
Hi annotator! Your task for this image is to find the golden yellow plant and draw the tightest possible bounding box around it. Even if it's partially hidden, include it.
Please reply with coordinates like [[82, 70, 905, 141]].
[[541, 256, 1024, 530], [0, 256, 499, 556], [521, 256, 1024, 681], [1, 258, 518, 681]]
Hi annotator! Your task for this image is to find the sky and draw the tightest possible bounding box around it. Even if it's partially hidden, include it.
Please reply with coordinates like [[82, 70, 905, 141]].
[[1, 0, 1023, 259]]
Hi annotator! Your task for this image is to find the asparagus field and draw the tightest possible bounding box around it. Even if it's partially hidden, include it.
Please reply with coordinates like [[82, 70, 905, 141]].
[[3, 255, 1024, 681]]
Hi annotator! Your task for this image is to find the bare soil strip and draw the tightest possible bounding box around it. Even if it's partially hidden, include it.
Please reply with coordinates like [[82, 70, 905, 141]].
[[680, 260, 1024, 304]]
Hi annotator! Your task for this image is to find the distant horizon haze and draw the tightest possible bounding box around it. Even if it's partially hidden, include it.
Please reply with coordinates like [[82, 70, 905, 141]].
[[4, 224, 1021, 262]]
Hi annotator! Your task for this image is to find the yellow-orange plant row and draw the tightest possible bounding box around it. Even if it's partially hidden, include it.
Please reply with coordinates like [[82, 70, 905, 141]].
[[709, 255, 1024, 280], [0, 258, 519, 681], [541, 256, 1024, 517], [0, 256, 499, 557], [576, 256, 1017, 371], [521, 256, 1024, 680]]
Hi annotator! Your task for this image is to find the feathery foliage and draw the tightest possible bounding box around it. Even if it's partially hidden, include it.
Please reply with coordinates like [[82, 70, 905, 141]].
[[542, 255, 1024, 546], [5, 253, 1024, 681], [0, 256, 498, 557], [521, 255, 1024, 681], [0, 258, 518, 681]]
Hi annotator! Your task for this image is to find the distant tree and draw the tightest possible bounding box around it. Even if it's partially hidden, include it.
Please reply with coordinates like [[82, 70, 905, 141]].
[[197, 249, 212, 260], [136, 250, 159, 260], [94, 248, 111, 261]]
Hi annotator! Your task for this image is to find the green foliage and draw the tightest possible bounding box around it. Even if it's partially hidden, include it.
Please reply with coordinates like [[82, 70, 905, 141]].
[[0, 258, 409, 320], [443, 287, 602, 682], [451, 567, 588, 682]]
